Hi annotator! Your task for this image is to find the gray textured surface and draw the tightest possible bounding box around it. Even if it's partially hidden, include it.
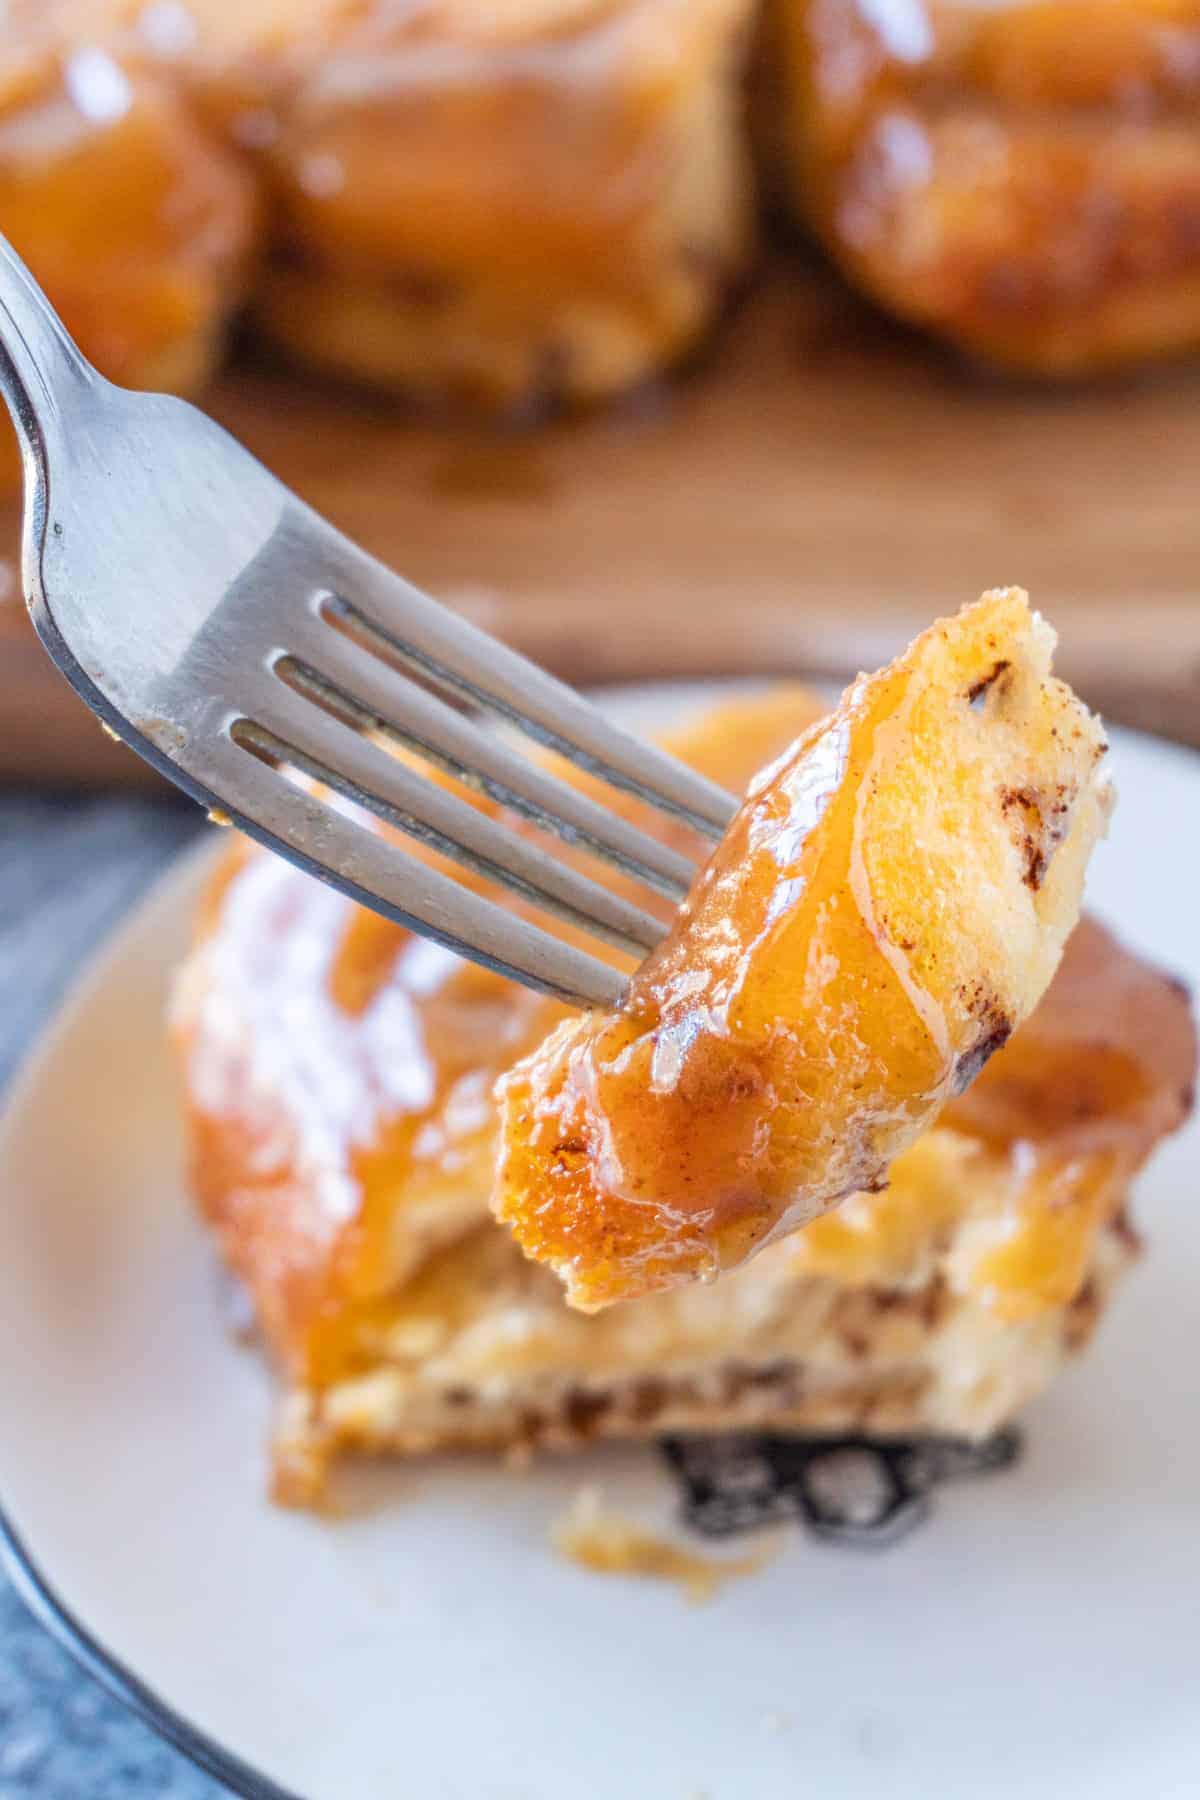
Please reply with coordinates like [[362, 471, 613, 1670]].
[[0, 793, 221, 1797]]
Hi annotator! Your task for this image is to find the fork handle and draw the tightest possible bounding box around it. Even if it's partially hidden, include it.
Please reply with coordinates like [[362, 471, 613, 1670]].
[[0, 235, 94, 473]]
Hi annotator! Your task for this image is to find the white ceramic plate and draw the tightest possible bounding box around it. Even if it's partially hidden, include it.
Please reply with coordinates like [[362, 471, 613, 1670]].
[[0, 687, 1197, 1800]]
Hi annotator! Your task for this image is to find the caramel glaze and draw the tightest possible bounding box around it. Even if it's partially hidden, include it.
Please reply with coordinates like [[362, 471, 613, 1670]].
[[0, 0, 754, 450], [176, 676, 1194, 1383], [177, 685, 820, 1382], [798, 916, 1195, 1318], [8, 0, 1200, 503], [0, 7, 259, 488], [494, 593, 1109, 1309], [767, 0, 1200, 373]]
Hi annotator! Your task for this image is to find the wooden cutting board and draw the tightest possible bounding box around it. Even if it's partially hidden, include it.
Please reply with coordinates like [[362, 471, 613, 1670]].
[[2, 266, 1198, 786]]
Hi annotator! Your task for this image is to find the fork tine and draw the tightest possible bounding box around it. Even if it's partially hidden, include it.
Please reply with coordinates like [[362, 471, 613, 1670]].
[[0, 235, 731, 1006], [203, 734, 628, 1007], [317, 558, 739, 838], [281, 609, 700, 899], [238, 680, 669, 958]]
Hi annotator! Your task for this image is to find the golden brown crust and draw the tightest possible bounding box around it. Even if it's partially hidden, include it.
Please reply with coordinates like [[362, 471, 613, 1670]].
[[174, 682, 1194, 1504], [6, 0, 1200, 441], [765, 0, 1200, 373], [0, 20, 259, 391], [173, 684, 829, 1382], [246, 0, 757, 409], [0, 0, 756, 431], [494, 593, 1108, 1308]]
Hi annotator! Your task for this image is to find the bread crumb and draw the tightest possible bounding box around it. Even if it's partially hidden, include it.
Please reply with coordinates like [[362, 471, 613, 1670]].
[[552, 1486, 774, 1604]]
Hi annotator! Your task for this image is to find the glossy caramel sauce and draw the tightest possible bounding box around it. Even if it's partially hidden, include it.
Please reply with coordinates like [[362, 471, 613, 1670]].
[[178, 685, 819, 1379], [241, 0, 754, 405], [176, 670, 1192, 1382], [770, 0, 1200, 373], [0, 0, 752, 463], [494, 592, 1109, 1309], [0, 8, 257, 399], [795, 912, 1184, 1324]]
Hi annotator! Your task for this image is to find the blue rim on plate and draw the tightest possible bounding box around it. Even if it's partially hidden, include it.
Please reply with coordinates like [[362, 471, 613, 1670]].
[[0, 1499, 299, 1800]]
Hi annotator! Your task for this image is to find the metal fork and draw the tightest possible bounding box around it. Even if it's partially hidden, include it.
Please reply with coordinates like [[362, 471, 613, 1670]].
[[0, 238, 737, 1008]]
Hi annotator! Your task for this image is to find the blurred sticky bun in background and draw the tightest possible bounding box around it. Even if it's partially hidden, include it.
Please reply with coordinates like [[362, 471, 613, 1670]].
[[3, 0, 1200, 492]]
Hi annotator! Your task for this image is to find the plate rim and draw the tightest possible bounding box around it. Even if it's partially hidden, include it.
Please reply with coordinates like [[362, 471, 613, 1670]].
[[0, 839, 296, 1799], [0, 710, 1196, 1795], [0, 1502, 298, 1800]]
